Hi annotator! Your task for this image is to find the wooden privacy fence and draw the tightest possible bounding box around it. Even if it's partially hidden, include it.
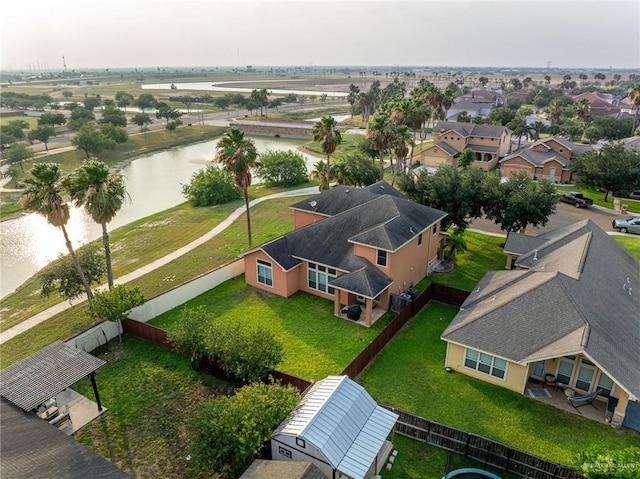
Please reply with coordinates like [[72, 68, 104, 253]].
[[341, 282, 470, 378], [381, 404, 585, 479]]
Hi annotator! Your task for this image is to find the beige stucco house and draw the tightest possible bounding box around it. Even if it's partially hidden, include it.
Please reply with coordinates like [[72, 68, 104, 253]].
[[441, 220, 640, 429], [416, 121, 512, 171], [242, 181, 447, 326]]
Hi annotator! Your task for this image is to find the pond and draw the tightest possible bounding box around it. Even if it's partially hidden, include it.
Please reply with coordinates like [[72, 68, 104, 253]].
[[0, 136, 319, 298]]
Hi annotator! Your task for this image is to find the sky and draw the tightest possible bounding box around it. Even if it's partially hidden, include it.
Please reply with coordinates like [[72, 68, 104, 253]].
[[1, 0, 639, 71]]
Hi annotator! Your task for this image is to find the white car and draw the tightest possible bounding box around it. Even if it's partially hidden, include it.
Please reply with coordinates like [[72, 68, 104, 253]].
[[612, 217, 640, 234]]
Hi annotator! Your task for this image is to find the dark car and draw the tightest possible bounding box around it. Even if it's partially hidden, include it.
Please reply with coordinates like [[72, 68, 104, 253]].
[[560, 191, 594, 208], [612, 217, 640, 234]]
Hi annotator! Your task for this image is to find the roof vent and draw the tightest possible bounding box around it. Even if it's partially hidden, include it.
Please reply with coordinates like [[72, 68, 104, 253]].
[[379, 185, 385, 190], [309, 200, 317, 209], [410, 227, 415, 234], [345, 189, 350, 193], [533, 249, 538, 261]]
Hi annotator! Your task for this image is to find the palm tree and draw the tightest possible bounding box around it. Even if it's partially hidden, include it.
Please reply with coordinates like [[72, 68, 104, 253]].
[[64, 160, 126, 288], [19, 163, 94, 301], [575, 98, 591, 126], [628, 82, 640, 134], [547, 99, 564, 125], [215, 127, 259, 248], [366, 112, 394, 181], [507, 115, 533, 149], [391, 124, 412, 182], [312, 116, 342, 192]]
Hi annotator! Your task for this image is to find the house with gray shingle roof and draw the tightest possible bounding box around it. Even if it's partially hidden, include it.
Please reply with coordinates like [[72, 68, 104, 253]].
[[499, 136, 592, 183], [242, 181, 447, 326], [416, 121, 511, 172], [441, 219, 640, 428]]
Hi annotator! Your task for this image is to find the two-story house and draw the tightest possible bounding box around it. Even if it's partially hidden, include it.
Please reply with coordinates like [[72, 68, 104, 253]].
[[242, 182, 447, 326], [416, 122, 512, 171]]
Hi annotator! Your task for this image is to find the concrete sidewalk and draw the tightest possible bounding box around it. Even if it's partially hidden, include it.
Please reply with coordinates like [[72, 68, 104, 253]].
[[0, 186, 319, 345]]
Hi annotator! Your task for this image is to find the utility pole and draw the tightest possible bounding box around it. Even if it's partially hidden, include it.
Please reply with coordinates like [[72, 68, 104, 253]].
[[62, 55, 67, 74]]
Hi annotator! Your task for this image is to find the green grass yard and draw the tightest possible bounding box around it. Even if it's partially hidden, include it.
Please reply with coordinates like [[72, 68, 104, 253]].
[[556, 185, 640, 214]]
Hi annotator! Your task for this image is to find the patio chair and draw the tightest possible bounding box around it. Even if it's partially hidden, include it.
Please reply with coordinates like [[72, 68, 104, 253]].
[[567, 389, 603, 414], [544, 374, 560, 390]]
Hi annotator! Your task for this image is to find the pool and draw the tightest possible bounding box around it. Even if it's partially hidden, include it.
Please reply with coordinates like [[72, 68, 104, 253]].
[[443, 468, 503, 479]]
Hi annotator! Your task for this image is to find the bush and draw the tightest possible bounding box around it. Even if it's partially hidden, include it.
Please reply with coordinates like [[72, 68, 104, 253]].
[[181, 165, 241, 206], [189, 382, 299, 478], [207, 321, 284, 382], [166, 306, 212, 368], [255, 150, 308, 186], [39, 245, 105, 301], [573, 446, 640, 479]]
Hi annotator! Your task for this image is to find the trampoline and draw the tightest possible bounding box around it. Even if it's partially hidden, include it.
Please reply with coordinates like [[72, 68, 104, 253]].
[[443, 468, 502, 479]]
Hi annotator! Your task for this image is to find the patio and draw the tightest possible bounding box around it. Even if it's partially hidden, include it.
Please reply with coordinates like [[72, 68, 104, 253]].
[[336, 303, 388, 327], [525, 382, 608, 423], [53, 388, 108, 436]]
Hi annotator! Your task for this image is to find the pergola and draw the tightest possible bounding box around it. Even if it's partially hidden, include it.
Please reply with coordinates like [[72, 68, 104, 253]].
[[0, 341, 106, 412]]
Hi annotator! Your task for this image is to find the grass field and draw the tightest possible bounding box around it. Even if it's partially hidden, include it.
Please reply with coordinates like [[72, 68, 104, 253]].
[[557, 185, 640, 214]]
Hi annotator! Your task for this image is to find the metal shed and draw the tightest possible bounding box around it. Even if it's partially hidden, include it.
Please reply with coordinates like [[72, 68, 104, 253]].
[[271, 376, 398, 479]]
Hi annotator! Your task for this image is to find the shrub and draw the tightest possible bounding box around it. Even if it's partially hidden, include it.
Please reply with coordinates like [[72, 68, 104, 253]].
[[181, 165, 241, 206], [39, 245, 105, 301], [166, 306, 212, 368], [189, 382, 299, 478], [572, 446, 640, 479], [255, 149, 308, 186], [207, 321, 284, 382]]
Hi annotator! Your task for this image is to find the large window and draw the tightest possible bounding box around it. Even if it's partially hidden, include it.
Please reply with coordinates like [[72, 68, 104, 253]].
[[377, 249, 388, 267], [308, 262, 336, 294], [556, 357, 575, 385], [464, 348, 507, 379], [596, 372, 614, 397], [257, 259, 273, 287]]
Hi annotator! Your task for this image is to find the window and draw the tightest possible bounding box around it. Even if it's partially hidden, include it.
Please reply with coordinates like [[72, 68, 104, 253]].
[[308, 262, 336, 294], [377, 249, 388, 267], [464, 348, 507, 379], [257, 259, 273, 287], [417, 233, 423, 246], [556, 358, 575, 385], [575, 361, 596, 392], [596, 372, 614, 397], [432, 224, 437, 235]]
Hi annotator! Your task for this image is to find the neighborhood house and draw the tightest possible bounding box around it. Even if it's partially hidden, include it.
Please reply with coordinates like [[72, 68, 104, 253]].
[[242, 181, 447, 326], [415, 121, 512, 171], [441, 220, 640, 430]]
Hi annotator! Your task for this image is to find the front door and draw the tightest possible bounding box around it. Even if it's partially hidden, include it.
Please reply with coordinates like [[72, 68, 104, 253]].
[[531, 361, 545, 380], [549, 166, 556, 182]]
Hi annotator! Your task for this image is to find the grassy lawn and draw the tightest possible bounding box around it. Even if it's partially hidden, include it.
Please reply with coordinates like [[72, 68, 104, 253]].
[[302, 132, 366, 163], [360, 302, 640, 466], [556, 185, 640, 214], [73, 336, 233, 479], [613, 235, 640, 258], [150, 276, 394, 380]]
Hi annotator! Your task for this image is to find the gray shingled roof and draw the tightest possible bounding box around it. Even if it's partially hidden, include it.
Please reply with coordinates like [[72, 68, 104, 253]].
[[442, 219, 640, 399], [0, 341, 106, 411], [256, 188, 445, 297], [1, 398, 131, 479], [500, 148, 568, 168], [429, 142, 460, 156], [329, 259, 393, 298], [434, 121, 507, 138]]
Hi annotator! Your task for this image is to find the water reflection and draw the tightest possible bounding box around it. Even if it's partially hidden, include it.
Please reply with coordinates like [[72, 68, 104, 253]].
[[142, 80, 348, 97], [0, 137, 316, 298]]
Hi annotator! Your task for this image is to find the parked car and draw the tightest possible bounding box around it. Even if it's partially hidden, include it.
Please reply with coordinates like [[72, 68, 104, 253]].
[[560, 191, 594, 208], [612, 217, 640, 234]]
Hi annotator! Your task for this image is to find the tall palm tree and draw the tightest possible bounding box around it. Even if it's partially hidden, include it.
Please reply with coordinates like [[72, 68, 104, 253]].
[[64, 159, 126, 288], [215, 127, 258, 248], [575, 98, 591, 126], [312, 116, 342, 192], [507, 115, 534, 149], [366, 112, 394, 181], [628, 82, 640, 134], [391, 124, 412, 182], [19, 163, 94, 301]]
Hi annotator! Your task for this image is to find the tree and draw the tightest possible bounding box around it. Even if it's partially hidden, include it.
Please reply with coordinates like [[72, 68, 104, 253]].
[[487, 106, 516, 126], [347, 83, 360, 116], [507, 115, 533, 149], [366, 111, 394, 180], [189, 382, 299, 478], [571, 143, 640, 201], [99, 123, 128, 144], [64, 159, 127, 288], [478, 76, 489, 88], [38, 112, 67, 127], [181, 164, 241, 206], [2, 119, 29, 141], [40, 245, 105, 302], [575, 98, 592, 126], [28, 125, 56, 152], [131, 112, 152, 132], [66, 106, 95, 130], [572, 445, 640, 479], [19, 163, 94, 301], [136, 93, 156, 112], [458, 148, 475, 169], [99, 106, 127, 127], [391, 123, 412, 181], [457, 111, 471, 123], [312, 116, 342, 192], [71, 123, 116, 158], [6, 143, 33, 172], [337, 153, 379, 187], [255, 150, 308, 187], [115, 91, 134, 112], [484, 171, 558, 233], [166, 306, 211, 369], [215, 127, 258, 248], [547, 99, 565, 124], [165, 119, 182, 134], [88, 285, 145, 341], [445, 233, 467, 260], [155, 102, 183, 124], [82, 95, 102, 111], [628, 82, 640, 134]]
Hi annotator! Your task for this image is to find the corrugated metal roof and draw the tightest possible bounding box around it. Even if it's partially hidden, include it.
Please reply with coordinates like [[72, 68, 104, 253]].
[[273, 376, 398, 479], [0, 341, 106, 411]]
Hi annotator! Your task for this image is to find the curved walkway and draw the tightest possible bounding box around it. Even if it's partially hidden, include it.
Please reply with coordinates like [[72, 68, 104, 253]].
[[0, 186, 319, 345]]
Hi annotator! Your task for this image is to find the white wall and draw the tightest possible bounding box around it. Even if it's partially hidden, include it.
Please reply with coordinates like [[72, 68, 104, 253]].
[[65, 320, 121, 352], [128, 259, 245, 323]]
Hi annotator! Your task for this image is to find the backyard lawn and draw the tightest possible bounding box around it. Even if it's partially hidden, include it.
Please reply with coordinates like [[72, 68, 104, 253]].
[[359, 302, 640, 466], [556, 185, 640, 214], [150, 276, 394, 380]]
